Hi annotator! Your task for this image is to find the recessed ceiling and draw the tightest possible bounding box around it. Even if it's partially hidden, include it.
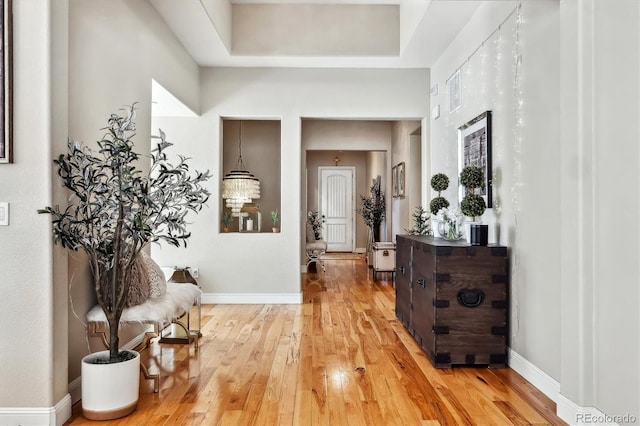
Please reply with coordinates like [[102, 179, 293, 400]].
[[230, 0, 401, 3], [149, 0, 483, 68]]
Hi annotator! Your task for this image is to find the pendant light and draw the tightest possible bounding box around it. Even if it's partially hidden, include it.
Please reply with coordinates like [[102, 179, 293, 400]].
[[222, 120, 261, 216]]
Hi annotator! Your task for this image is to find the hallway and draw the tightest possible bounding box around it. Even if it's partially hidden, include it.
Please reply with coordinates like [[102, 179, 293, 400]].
[[67, 257, 565, 425]]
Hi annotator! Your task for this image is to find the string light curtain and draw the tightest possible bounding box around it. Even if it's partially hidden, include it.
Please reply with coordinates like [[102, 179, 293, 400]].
[[222, 120, 261, 216]]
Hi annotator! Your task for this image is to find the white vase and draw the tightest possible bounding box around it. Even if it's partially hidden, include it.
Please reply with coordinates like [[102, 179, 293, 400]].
[[431, 218, 442, 238], [81, 350, 140, 420], [437, 218, 465, 241]]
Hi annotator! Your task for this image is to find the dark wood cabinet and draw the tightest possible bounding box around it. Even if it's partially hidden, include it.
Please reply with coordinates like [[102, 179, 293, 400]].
[[395, 235, 509, 368], [394, 236, 412, 328]]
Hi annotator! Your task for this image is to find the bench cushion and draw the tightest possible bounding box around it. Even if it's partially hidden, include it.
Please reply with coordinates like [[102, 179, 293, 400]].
[[86, 282, 201, 325]]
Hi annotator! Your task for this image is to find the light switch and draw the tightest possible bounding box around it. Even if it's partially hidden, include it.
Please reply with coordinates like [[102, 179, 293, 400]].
[[0, 202, 8, 226], [432, 105, 441, 120]]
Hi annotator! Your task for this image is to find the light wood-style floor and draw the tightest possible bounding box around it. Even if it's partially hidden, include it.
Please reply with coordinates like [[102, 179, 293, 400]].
[[66, 257, 566, 425]]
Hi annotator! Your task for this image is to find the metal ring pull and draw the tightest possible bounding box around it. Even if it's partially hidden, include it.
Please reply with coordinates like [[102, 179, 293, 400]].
[[457, 289, 484, 308]]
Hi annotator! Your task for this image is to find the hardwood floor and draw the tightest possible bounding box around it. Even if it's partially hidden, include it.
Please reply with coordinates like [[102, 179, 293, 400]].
[[66, 258, 566, 425]]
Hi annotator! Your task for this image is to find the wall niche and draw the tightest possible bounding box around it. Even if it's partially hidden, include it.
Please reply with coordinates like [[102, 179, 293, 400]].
[[221, 119, 281, 233]]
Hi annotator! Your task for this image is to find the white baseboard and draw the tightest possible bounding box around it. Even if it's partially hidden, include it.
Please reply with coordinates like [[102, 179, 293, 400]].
[[507, 349, 628, 426], [508, 348, 560, 402], [201, 292, 302, 304], [556, 393, 623, 426], [69, 375, 82, 405], [355, 247, 366, 253], [0, 394, 72, 426]]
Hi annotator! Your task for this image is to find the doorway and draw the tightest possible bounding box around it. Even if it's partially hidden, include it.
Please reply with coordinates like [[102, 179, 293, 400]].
[[318, 166, 355, 252]]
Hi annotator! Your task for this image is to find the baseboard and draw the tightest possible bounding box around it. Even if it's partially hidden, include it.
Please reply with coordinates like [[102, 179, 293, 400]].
[[55, 394, 72, 426], [508, 348, 560, 402], [69, 375, 82, 404], [355, 247, 366, 253], [556, 393, 625, 426], [507, 349, 629, 426], [201, 292, 302, 304], [0, 394, 72, 426]]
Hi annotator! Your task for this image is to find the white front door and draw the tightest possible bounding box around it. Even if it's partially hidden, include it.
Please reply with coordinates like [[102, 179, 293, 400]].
[[319, 167, 354, 252]]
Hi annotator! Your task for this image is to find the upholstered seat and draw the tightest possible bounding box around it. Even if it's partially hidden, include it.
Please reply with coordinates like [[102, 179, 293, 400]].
[[305, 224, 327, 272]]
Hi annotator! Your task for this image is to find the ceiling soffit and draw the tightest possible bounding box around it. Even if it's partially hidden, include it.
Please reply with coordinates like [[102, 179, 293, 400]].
[[150, 0, 485, 68], [231, 4, 399, 56]]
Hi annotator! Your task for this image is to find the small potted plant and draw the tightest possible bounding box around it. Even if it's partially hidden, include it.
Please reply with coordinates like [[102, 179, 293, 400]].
[[459, 165, 488, 245], [404, 205, 431, 235], [222, 210, 233, 232], [271, 209, 280, 233], [430, 173, 450, 237]]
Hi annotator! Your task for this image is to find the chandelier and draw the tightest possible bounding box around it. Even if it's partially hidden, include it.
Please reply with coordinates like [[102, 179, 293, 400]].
[[222, 120, 260, 216]]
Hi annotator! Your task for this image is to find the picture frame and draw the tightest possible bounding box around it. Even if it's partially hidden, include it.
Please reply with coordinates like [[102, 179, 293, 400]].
[[458, 111, 492, 208], [391, 165, 398, 198], [447, 68, 461, 113], [397, 162, 405, 198], [0, 0, 12, 164]]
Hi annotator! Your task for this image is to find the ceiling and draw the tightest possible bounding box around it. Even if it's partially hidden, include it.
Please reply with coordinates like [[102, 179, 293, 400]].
[[149, 0, 483, 68]]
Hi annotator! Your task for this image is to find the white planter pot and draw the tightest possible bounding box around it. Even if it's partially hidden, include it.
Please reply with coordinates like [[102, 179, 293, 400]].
[[81, 350, 140, 421]]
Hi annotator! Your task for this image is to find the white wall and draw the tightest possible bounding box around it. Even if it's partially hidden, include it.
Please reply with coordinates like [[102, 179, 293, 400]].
[[559, 0, 640, 421], [149, 67, 429, 298], [390, 121, 421, 241], [0, 0, 70, 421], [430, 0, 561, 383], [432, 0, 640, 421]]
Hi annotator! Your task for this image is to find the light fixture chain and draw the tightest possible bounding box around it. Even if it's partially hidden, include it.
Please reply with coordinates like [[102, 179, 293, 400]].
[[236, 120, 246, 170]]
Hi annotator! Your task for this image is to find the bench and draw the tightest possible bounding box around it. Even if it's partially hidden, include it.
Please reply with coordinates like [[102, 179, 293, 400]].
[[86, 282, 201, 392]]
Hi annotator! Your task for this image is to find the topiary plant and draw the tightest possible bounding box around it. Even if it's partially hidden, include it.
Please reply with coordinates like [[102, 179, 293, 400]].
[[459, 166, 486, 221], [430, 173, 450, 215], [404, 205, 431, 235]]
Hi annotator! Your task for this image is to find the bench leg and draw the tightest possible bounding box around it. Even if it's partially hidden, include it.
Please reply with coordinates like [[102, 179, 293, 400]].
[[140, 362, 160, 393]]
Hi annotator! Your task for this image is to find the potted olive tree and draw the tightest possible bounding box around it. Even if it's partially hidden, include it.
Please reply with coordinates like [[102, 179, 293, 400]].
[[430, 173, 450, 237], [39, 104, 210, 419], [459, 165, 488, 245], [357, 176, 386, 264]]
